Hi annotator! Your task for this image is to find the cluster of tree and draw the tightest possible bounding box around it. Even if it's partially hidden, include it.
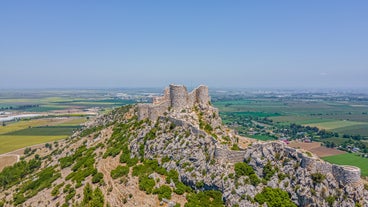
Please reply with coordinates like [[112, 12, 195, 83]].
[[342, 134, 366, 141], [13, 167, 61, 205], [234, 162, 261, 186], [110, 165, 129, 179], [254, 187, 296, 207], [185, 190, 224, 207], [0, 105, 40, 111], [0, 159, 41, 189], [340, 139, 368, 153], [59, 145, 103, 187], [81, 183, 104, 207]]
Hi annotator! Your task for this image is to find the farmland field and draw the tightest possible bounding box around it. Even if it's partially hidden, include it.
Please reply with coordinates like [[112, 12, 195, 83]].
[[0, 89, 138, 155], [4, 126, 80, 136], [213, 97, 368, 137], [322, 153, 368, 177], [0, 135, 66, 154], [305, 120, 366, 130], [0, 117, 85, 154]]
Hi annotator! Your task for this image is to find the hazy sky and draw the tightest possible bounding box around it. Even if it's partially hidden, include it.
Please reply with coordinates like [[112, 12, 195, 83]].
[[1, 1, 367, 89]]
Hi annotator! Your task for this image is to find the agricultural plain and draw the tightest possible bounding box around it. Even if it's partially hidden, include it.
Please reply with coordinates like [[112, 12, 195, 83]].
[[213, 91, 368, 176], [214, 97, 368, 136], [0, 89, 136, 155]]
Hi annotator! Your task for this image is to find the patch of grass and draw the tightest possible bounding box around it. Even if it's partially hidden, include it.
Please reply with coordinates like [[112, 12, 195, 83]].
[[322, 153, 368, 176]]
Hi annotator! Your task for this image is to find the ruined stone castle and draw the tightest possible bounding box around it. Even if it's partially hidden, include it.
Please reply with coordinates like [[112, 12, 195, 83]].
[[137, 84, 210, 121], [137, 84, 362, 187]]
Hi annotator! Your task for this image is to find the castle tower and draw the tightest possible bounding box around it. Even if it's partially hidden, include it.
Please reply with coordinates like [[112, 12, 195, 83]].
[[169, 84, 188, 110], [196, 85, 210, 107]]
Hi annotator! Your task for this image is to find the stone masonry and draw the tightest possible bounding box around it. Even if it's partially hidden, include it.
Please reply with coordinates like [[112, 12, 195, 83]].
[[137, 84, 210, 121]]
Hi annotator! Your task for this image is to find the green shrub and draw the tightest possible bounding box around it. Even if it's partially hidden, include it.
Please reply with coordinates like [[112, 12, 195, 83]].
[[161, 156, 171, 163], [325, 196, 336, 207], [14, 167, 61, 204], [277, 173, 287, 181], [254, 187, 296, 207], [185, 190, 224, 207], [311, 173, 326, 184], [51, 183, 64, 197], [138, 175, 155, 194], [249, 174, 261, 186], [231, 144, 240, 151], [153, 185, 172, 200], [82, 183, 104, 207], [234, 162, 255, 178], [195, 181, 204, 189], [166, 169, 179, 184], [263, 162, 276, 181], [13, 193, 26, 205], [0, 159, 41, 189], [92, 172, 104, 184], [111, 166, 129, 179], [174, 182, 191, 195]]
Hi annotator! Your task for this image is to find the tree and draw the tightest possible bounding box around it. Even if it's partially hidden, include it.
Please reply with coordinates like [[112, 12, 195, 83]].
[[254, 187, 296, 207], [91, 187, 104, 207], [234, 162, 255, 178]]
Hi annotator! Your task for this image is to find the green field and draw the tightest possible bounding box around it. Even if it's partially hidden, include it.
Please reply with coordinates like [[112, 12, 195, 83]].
[[0, 135, 66, 154], [305, 120, 366, 130], [214, 98, 368, 137], [4, 126, 80, 136], [0, 89, 135, 154], [322, 153, 368, 177], [0, 117, 85, 154]]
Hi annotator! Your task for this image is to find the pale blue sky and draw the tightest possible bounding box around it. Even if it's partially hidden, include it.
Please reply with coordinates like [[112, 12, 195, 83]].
[[1, 1, 367, 89]]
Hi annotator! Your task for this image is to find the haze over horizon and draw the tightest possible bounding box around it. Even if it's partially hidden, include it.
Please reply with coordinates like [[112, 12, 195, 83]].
[[1, 1, 367, 89]]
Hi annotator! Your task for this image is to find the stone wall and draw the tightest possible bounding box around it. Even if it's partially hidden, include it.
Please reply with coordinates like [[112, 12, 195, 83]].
[[332, 165, 361, 185], [214, 145, 247, 163], [216, 141, 361, 185], [137, 84, 211, 120]]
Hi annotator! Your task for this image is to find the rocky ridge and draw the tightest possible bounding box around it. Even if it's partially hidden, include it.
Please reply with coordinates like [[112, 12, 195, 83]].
[[0, 84, 367, 207]]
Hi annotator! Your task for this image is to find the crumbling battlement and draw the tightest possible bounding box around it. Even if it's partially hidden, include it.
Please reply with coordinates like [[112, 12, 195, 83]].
[[244, 142, 361, 186], [137, 84, 210, 120]]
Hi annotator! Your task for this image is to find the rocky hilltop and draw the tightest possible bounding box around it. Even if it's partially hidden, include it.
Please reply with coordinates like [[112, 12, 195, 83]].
[[0, 84, 367, 207]]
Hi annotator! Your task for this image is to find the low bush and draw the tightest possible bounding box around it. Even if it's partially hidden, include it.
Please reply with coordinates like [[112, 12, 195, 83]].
[[111, 166, 129, 179]]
